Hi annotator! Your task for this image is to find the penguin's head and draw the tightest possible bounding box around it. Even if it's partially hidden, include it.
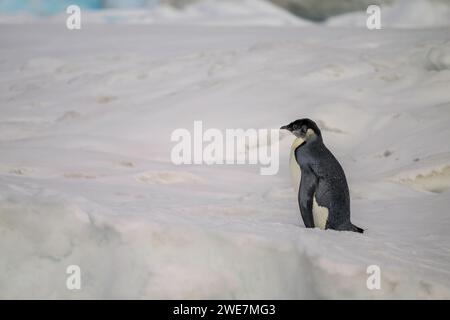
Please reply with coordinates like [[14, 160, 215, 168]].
[[280, 118, 322, 141]]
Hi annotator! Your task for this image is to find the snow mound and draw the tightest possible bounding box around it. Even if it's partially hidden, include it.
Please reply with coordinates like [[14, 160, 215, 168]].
[[136, 171, 205, 184], [392, 163, 450, 194], [327, 0, 450, 28], [426, 44, 450, 71], [0, 0, 307, 26]]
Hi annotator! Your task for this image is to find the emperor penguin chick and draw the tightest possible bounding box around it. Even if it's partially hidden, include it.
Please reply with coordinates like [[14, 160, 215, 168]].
[[281, 119, 363, 233]]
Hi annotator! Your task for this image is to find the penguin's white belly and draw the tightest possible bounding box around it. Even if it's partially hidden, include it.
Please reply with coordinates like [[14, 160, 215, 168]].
[[312, 194, 329, 229], [289, 138, 329, 230]]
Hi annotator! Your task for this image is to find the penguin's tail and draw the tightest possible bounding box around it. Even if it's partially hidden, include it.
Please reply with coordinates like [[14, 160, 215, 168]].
[[350, 223, 364, 234]]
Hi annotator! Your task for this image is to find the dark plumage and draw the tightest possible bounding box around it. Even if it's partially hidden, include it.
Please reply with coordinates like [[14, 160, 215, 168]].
[[281, 118, 363, 233]]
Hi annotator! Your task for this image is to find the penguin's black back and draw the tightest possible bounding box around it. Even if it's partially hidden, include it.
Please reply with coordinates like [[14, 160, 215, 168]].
[[295, 140, 354, 230]]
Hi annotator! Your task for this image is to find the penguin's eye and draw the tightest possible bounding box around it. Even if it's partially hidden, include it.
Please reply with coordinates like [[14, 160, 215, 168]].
[[300, 126, 308, 133]]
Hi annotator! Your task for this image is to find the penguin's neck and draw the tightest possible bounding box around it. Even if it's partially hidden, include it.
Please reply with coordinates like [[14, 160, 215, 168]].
[[291, 137, 305, 151], [298, 134, 323, 150], [289, 137, 304, 194]]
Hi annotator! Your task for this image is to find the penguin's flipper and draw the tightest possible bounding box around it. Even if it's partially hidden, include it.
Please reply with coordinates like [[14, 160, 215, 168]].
[[298, 167, 317, 228]]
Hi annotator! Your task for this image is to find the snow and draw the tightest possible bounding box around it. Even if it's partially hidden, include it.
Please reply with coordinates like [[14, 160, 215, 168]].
[[1, 0, 450, 299], [327, 0, 450, 28], [0, 0, 306, 26]]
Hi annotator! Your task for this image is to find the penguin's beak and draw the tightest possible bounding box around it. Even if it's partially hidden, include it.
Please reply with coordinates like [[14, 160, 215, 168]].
[[280, 125, 289, 131]]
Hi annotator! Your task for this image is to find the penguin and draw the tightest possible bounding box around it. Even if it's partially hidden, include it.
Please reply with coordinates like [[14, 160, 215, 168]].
[[281, 118, 363, 233]]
